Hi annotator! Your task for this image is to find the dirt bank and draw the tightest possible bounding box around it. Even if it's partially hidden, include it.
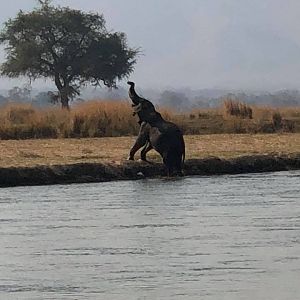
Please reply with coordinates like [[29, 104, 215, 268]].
[[1, 154, 300, 188]]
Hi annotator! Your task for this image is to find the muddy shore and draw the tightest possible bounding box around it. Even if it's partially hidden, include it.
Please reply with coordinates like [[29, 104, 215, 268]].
[[0, 154, 300, 188]]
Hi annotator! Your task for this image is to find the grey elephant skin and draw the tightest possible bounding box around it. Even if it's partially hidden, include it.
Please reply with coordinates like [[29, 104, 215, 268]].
[[127, 81, 185, 176]]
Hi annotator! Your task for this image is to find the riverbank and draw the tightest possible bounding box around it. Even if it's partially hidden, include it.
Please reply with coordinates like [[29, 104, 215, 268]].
[[0, 134, 300, 187], [0, 154, 300, 187]]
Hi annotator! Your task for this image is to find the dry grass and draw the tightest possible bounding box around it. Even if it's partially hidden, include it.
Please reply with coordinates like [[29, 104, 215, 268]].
[[182, 105, 300, 134], [186, 133, 300, 159], [0, 101, 140, 139], [1, 99, 299, 170], [0, 134, 299, 168], [0, 101, 300, 139], [71, 100, 138, 137], [223, 98, 253, 119]]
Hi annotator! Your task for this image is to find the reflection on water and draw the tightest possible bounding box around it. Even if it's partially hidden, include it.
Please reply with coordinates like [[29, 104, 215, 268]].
[[0, 171, 300, 299]]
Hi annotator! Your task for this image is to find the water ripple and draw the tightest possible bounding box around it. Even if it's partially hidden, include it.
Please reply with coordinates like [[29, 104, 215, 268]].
[[0, 170, 299, 299]]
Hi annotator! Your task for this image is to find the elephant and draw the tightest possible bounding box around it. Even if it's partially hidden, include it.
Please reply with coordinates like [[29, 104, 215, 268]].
[[127, 81, 154, 162], [127, 81, 185, 176]]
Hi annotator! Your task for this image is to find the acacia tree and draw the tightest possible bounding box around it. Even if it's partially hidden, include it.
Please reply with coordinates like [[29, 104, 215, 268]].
[[0, 0, 138, 109]]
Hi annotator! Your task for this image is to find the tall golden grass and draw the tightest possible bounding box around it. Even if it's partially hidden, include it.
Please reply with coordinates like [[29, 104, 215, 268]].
[[0, 99, 299, 140], [223, 98, 253, 119], [0, 101, 139, 139]]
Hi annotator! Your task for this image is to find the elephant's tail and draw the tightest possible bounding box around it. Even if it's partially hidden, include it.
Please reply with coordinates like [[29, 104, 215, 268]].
[[181, 136, 185, 166]]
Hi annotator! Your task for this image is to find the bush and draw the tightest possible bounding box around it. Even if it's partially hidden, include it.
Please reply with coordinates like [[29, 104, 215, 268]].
[[223, 99, 253, 119], [282, 119, 295, 133], [272, 112, 282, 130]]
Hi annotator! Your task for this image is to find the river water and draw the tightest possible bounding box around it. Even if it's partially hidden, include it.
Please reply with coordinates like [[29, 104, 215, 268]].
[[0, 171, 300, 300]]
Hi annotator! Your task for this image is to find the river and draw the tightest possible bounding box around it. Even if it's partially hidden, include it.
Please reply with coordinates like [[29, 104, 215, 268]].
[[0, 171, 300, 299]]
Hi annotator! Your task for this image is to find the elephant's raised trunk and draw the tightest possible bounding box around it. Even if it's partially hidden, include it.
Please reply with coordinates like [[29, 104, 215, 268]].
[[127, 81, 141, 105], [127, 81, 157, 121]]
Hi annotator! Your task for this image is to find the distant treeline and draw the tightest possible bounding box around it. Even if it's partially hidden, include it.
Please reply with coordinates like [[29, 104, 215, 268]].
[[0, 85, 54, 107], [154, 89, 300, 110], [1, 85, 300, 110], [81, 86, 300, 110]]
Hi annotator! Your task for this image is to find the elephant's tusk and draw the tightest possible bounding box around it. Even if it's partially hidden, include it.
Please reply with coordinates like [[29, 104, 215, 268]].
[[133, 103, 142, 113]]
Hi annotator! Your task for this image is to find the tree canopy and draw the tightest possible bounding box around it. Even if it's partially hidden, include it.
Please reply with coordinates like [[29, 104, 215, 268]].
[[0, 0, 138, 108]]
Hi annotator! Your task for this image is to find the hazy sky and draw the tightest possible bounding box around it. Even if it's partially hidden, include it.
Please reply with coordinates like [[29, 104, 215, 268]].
[[0, 0, 300, 91]]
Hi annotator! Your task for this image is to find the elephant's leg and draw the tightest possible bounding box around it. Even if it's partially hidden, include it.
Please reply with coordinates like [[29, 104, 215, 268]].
[[166, 165, 174, 177], [128, 136, 147, 160], [127, 122, 149, 160], [141, 142, 153, 162], [163, 151, 184, 177], [163, 155, 173, 177], [174, 155, 184, 176]]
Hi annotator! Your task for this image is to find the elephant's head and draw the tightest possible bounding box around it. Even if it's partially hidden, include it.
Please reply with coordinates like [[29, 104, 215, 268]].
[[127, 81, 156, 121]]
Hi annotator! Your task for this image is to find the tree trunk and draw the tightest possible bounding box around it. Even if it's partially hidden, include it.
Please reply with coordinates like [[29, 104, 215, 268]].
[[55, 73, 70, 110], [60, 92, 70, 110]]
